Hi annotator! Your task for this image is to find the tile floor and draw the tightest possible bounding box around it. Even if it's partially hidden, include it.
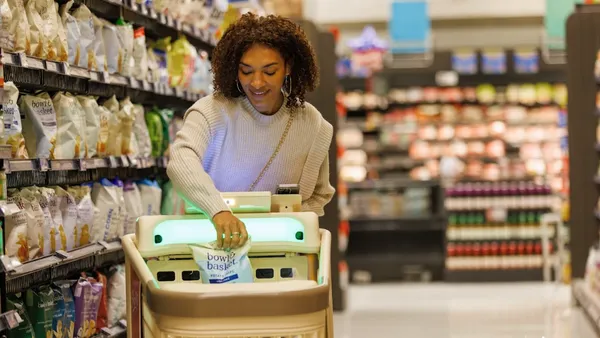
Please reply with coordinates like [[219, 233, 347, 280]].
[[334, 282, 597, 338]]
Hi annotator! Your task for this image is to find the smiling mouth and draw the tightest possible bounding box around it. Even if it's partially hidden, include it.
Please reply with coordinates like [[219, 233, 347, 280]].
[[250, 89, 269, 96]]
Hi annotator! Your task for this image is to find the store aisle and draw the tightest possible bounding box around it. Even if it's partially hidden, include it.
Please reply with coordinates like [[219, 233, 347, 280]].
[[334, 282, 597, 338]]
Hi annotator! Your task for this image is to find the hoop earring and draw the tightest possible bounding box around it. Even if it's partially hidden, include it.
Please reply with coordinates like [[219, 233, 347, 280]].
[[281, 75, 292, 97], [236, 80, 245, 95]]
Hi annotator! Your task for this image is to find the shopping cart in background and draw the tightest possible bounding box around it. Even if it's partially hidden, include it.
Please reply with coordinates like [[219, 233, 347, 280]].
[[121, 192, 333, 338]]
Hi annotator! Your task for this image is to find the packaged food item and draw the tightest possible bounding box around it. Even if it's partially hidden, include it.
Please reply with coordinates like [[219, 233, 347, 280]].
[[123, 180, 142, 235], [96, 105, 111, 157], [53, 92, 87, 159], [0, 0, 13, 53], [54, 2, 67, 62], [72, 4, 94, 69], [90, 14, 107, 72], [131, 104, 150, 157], [29, 186, 57, 255], [76, 96, 100, 158], [150, 37, 171, 86], [101, 19, 121, 74], [6, 0, 30, 53], [168, 35, 196, 87], [190, 51, 212, 95], [138, 179, 162, 215], [40, 187, 62, 252], [51, 284, 66, 338], [161, 180, 186, 215], [68, 185, 94, 246], [55, 280, 77, 338], [73, 277, 103, 338], [7, 294, 35, 338], [26, 285, 55, 338], [92, 178, 121, 241], [107, 265, 126, 327], [116, 18, 134, 75], [16, 188, 45, 258], [112, 177, 126, 238], [145, 108, 165, 157], [118, 97, 136, 155], [25, 0, 47, 58], [190, 238, 253, 284], [103, 96, 123, 156], [92, 271, 108, 332], [3, 202, 29, 262], [1, 82, 28, 158], [54, 186, 77, 250], [19, 92, 58, 159], [132, 27, 148, 80], [60, 0, 81, 66], [81, 183, 104, 243]]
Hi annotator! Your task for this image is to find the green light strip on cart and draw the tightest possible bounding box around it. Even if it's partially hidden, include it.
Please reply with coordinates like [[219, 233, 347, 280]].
[[153, 217, 306, 245]]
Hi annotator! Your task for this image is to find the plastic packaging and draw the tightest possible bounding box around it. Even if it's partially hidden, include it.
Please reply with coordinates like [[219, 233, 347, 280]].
[[138, 179, 162, 215], [107, 265, 126, 327], [26, 285, 55, 338], [73, 277, 103, 338], [102, 19, 121, 74], [53, 186, 77, 250], [123, 180, 142, 235], [91, 178, 121, 241], [54, 2, 68, 62], [72, 4, 94, 70], [0, 0, 13, 51], [6, 0, 30, 54], [90, 14, 107, 72], [116, 18, 134, 75], [132, 27, 148, 80], [132, 104, 151, 157], [190, 238, 253, 284], [118, 97, 136, 155], [3, 201, 29, 262], [19, 92, 58, 159], [7, 294, 35, 338], [96, 105, 111, 157], [1, 82, 27, 159], [103, 96, 123, 156], [68, 185, 95, 247], [76, 96, 101, 158], [53, 92, 87, 159], [60, 0, 81, 66], [54, 280, 76, 338], [14, 188, 45, 258]]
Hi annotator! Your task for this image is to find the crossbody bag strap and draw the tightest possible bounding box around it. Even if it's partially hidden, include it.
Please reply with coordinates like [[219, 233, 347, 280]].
[[247, 110, 295, 192]]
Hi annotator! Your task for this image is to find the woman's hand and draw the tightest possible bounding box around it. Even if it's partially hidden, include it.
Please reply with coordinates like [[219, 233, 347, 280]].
[[212, 211, 248, 249]]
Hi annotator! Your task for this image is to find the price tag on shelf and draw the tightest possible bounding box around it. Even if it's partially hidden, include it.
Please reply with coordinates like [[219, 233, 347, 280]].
[[101, 327, 115, 335], [26, 56, 44, 69], [167, 16, 174, 27], [149, 8, 158, 19], [61, 62, 71, 76], [140, 4, 149, 16], [55, 250, 70, 259], [120, 155, 130, 167], [182, 23, 192, 34], [15, 52, 28, 67], [37, 158, 49, 172], [142, 80, 153, 92], [77, 159, 87, 171], [108, 156, 119, 168], [159, 13, 167, 25], [45, 61, 60, 73], [127, 155, 138, 168], [119, 319, 127, 328], [129, 77, 140, 89], [129, 0, 139, 11], [175, 87, 184, 98]]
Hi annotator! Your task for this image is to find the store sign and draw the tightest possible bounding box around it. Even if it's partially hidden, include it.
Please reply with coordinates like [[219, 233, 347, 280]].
[[389, 0, 430, 54], [347, 26, 387, 75], [544, 0, 578, 49]]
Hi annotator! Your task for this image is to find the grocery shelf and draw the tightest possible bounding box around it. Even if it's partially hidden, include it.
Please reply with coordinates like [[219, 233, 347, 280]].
[[348, 252, 445, 283], [79, 0, 215, 52], [444, 268, 544, 282], [573, 279, 600, 336], [1, 239, 124, 294], [348, 216, 446, 232], [345, 178, 440, 190], [1, 50, 202, 111]]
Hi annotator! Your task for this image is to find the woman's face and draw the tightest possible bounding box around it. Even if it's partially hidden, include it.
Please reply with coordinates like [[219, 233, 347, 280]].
[[238, 44, 289, 114]]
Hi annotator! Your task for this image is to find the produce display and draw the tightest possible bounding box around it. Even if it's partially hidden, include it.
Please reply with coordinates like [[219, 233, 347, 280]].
[[337, 83, 567, 191], [6, 264, 126, 338]]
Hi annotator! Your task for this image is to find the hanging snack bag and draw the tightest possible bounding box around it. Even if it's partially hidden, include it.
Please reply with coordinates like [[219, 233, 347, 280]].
[[107, 265, 126, 327], [26, 285, 55, 338], [6, 0, 30, 53], [92, 271, 109, 332], [53, 92, 87, 159], [54, 2, 68, 62], [90, 14, 107, 72], [92, 178, 121, 241], [41, 187, 61, 253], [55, 280, 76, 338], [7, 294, 35, 338], [123, 180, 142, 235], [1, 82, 27, 159], [24, 0, 46, 58], [0, 0, 13, 50], [19, 92, 58, 159], [115, 18, 134, 75], [150, 37, 171, 86], [190, 238, 253, 284], [76, 96, 100, 158], [118, 97, 136, 155], [54, 186, 77, 250], [60, 0, 81, 66], [68, 185, 94, 246], [168, 35, 195, 87], [51, 284, 66, 338], [145, 108, 165, 157], [112, 177, 126, 238], [95, 104, 111, 157], [133, 104, 152, 158], [30, 186, 57, 255], [103, 96, 123, 156], [138, 179, 162, 215], [3, 202, 29, 262], [72, 4, 95, 70], [102, 19, 121, 74], [132, 27, 148, 80], [73, 277, 103, 338], [16, 188, 45, 258]]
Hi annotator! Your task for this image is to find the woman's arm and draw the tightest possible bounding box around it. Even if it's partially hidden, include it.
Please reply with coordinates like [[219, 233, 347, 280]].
[[302, 153, 335, 216], [167, 109, 230, 218]]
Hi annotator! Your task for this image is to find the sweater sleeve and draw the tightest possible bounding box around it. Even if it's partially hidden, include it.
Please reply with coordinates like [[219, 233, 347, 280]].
[[167, 104, 230, 218], [302, 153, 335, 216]]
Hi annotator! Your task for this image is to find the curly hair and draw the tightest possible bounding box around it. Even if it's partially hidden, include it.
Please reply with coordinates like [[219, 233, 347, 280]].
[[211, 13, 319, 108]]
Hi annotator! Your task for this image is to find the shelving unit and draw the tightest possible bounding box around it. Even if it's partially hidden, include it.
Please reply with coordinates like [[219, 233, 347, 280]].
[[567, 3, 600, 334], [345, 179, 446, 283]]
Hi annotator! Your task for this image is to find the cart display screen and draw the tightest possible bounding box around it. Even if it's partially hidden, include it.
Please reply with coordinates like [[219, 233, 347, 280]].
[[152, 217, 306, 245]]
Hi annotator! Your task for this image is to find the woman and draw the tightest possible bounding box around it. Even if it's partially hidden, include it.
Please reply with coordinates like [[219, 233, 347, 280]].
[[167, 13, 335, 250]]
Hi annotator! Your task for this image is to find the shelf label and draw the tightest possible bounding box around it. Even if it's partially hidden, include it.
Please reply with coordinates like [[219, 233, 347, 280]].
[[108, 156, 119, 168], [127, 155, 138, 168], [159, 13, 167, 25], [55, 250, 70, 259], [129, 77, 140, 89], [77, 159, 87, 171], [142, 80, 153, 92], [37, 158, 49, 172], [120, 155, 130, 167]]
